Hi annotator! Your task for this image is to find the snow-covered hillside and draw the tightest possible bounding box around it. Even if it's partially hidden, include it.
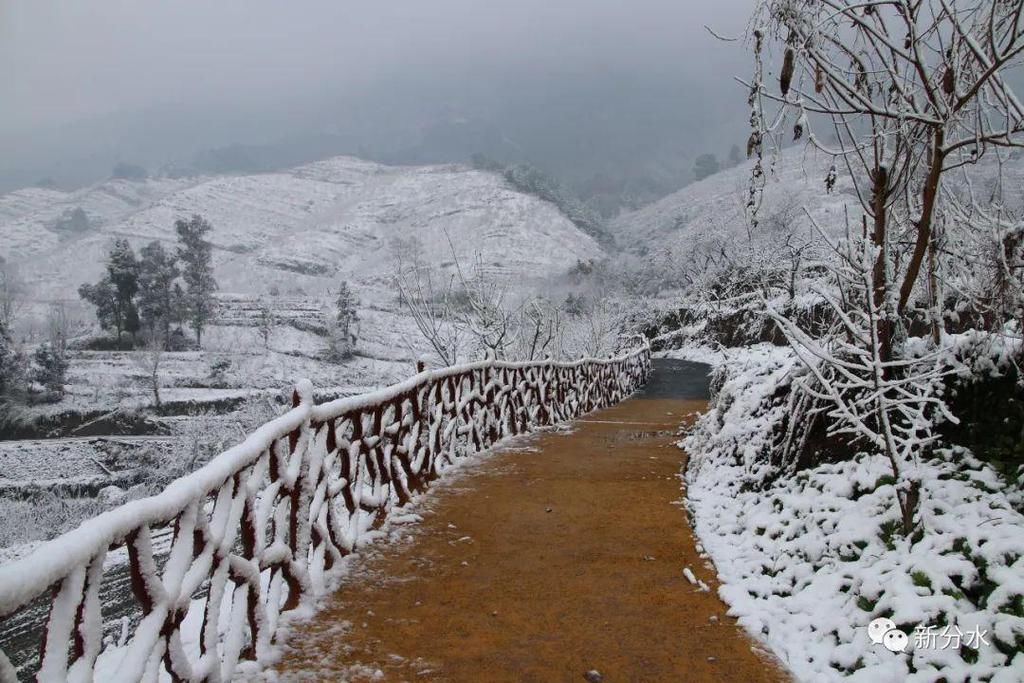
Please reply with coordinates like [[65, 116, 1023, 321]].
[[0, 157, 604, 302], [611, 147, 855, 256], [612, 146, 1024, 263]]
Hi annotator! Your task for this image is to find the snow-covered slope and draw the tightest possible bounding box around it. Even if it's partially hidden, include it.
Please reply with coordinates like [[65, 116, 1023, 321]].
[[0, 157, 604, 300], [611, 147, 859, 255], [612, 146, 1024, 260]]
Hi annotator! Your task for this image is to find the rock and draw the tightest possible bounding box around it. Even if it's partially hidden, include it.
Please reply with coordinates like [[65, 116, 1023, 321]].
[[98, 485, 127, 505], [545, 507, 553, 513], [583, 670, 603, 682]]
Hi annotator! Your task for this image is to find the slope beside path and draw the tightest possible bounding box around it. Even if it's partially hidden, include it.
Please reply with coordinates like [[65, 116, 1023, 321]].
[[262, 360, 789, 682]]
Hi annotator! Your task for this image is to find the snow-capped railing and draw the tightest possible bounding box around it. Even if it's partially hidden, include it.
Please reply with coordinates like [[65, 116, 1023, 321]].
[[0, 346, 650, 682]]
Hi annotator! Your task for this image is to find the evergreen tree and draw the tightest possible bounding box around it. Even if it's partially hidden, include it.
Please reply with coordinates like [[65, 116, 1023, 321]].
[[78, 278, 119, 335], [108, 239, 141, 341], [79, 239, 142, 345], [137, 240, 180, 342], [693, 153, 721, 181], [32, 343, 68, 397], [175, 215, 218, 347], [0, 319, 24, 400], [329, 281, 358, 360]]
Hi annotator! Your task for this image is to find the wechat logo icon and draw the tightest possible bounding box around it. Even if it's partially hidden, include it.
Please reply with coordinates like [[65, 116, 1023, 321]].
[[868, 617, 908, 653]]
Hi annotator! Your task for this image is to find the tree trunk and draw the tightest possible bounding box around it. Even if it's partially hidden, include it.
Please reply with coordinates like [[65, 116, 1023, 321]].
[[898, 129, 945, 315], [870, 164, 892, 369], [927, 222, 942, 345], [152, 375, 161, 411]]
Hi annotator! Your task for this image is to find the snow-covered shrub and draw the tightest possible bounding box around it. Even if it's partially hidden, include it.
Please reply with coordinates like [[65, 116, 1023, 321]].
[[0, 493, 110, 548], [0, 321, 26, 401], [685, 347, 1024, 681], [685, 344, 801, 487], [930, 331, 1024, 476], [31, 342, 68, 399]]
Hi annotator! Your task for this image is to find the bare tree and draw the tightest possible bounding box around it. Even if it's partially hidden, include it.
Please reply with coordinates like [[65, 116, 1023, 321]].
[[46, 302, 72, 353], [767, 219, 956, 534], [516, 297, 560, 360], [748, 0, 1024, 340], [746, 0, 1024, 532], [255, 296, 275, 351], [562, 298, 624, 359], [446, 247, 521, 360], [393, 236, 465, 366], [133, 333, 165, 410]]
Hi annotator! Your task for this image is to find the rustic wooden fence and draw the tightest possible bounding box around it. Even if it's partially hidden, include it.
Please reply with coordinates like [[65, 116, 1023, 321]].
[[0, 347, 650, 682]]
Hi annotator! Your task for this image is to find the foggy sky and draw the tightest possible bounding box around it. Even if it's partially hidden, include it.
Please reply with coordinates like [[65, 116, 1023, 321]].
[[0, 0, 757, 192]]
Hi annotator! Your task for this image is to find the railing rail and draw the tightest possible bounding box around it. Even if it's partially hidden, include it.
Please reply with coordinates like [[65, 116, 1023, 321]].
[[0, 346, 650, 682]]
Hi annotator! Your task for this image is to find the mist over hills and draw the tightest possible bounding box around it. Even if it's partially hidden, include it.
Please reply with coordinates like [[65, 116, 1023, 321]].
[[0, 71, 748, 217]]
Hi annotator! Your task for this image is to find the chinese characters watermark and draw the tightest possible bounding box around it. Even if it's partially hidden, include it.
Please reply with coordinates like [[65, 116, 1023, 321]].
[[912, 624, 989, 650], [867, 617, 989, 654]]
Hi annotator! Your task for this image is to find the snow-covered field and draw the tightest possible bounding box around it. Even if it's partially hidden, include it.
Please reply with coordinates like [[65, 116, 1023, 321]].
[[671, 344, 1024, 681]]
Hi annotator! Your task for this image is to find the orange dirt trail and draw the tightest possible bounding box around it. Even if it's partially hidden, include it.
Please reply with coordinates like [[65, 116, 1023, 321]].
[[270, 367, 789, 682]]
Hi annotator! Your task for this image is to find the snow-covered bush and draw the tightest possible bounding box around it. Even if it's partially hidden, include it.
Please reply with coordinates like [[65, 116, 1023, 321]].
[[0, 494, 110, 548], [31, 343, 68, 400], [0, 321, 26, 401], [684, 346, 1024, 681]]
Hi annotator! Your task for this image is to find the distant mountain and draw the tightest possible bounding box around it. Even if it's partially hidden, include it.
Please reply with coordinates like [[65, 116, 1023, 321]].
[[0, 156, 605, 303]]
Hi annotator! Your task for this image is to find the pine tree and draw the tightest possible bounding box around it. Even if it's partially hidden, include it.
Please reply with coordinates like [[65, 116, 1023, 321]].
[[138, 240, 180, 343], [175, 215, 218, 347], [329, 281, 358, 360]]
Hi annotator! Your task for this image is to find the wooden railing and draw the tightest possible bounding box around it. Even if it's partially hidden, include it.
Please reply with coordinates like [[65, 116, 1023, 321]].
[[0, 347, 650, 682]]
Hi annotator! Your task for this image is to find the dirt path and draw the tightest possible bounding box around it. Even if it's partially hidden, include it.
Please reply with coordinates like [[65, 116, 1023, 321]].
[[269, 363, 788, 682]]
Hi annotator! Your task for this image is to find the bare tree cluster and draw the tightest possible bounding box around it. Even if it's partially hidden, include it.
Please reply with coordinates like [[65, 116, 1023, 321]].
[[394, 235, 625, 366]]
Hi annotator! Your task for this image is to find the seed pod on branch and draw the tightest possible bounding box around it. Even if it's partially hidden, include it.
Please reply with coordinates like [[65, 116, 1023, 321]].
[[942, 67, 955, 95], [746, 131, 761, 158], [780, 47, 795, 96]]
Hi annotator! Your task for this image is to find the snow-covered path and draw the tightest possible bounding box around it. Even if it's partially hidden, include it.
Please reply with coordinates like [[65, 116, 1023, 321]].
[[257, 361, 788, 681]]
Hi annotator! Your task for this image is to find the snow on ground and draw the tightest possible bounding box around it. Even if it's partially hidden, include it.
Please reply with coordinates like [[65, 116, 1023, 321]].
[[680, 344, 1024, 682]]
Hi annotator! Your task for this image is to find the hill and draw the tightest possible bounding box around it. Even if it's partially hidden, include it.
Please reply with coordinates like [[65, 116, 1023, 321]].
[[0, 157, 605, 303], [610, 147, 856, 260]]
